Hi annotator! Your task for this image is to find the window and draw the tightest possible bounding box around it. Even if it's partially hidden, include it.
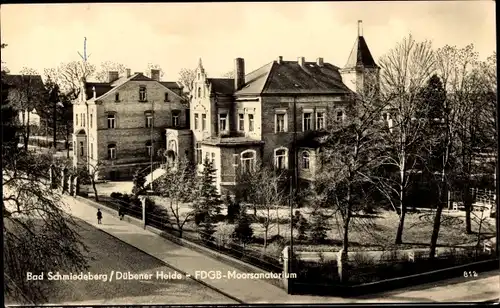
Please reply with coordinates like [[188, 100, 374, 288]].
[[90, 143, 94, 159], [219, 113, 228, 132], [274, 148, 288, 170], [172, 111, 179, 127], [316, 112, 325, 130], [146, 141, 152, 157], [248, 114, 254, 132], [108, 144, 116, 159], [164, 92, 169, 102], [238, 114, 245, 131], [211, 152, 215, 165], [196, 142, 202, 165], [82, 114, 86, 127], [107, 114, 116, 129], [303, 112, 312, 131], [275, 113, 286, 132], [90, 114, 93, 128], [139, 86, 147, 101], [115, 93, 120, 102], [197, 87, 201, 98], [233, 154, 239, 169], [194, 113, 199, 130], [79, 141, 84, 157], [241, 150, 256, 173], [202, 114, 207, 131], [75, 114, 78, 126], [302, 151, 310, 169], [336, 110, 344, 122]]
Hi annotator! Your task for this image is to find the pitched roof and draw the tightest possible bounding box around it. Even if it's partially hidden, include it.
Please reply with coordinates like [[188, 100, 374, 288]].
[[344, 36, 379, 69], [3, 74, 45, 90], [84, 73, 183, 100], [207, 78, 235, 95], [235, 60, 351, 96]]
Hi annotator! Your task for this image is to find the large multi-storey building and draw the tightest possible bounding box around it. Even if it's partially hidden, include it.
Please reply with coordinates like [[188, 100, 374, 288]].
[[166, 21, 380, 194], [73, 69, 188, 180]]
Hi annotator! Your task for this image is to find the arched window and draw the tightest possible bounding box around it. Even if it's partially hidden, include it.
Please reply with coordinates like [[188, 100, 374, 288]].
[[302, 151, 310, 169], [274, 147, 288, 170], [107, 144, 117, 159], [240, 150, 256, 173]]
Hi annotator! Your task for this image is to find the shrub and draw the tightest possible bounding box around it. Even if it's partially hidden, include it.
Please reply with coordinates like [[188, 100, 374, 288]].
[[110, 192, 123, 199], [132, 168, 146, 196], [226, 195, 241, 224], [297, 216, 310, 241], [310, 210, 329, 244], [233, 207, 253, 245]]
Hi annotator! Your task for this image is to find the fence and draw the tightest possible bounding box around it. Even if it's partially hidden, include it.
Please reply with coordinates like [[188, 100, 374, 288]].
[[90, 194, 283, 274]]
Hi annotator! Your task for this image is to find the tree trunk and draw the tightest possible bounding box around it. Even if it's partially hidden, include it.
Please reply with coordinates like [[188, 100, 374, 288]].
[[395, 207, 406, 244], [464, 187, 473, 234], [66, 126, 70, 158], [264, 227, 268, 249], [24, 111, 30, 151], [342, 185, 353, 254], [52, 102, 57, 148], [92, 180, 98, 202]]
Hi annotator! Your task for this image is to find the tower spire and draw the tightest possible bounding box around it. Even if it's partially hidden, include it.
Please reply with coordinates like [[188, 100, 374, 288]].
[[358, 20, 363, 37]]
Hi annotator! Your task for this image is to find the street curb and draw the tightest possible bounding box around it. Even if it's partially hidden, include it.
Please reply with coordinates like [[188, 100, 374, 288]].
[[71, 196, 245, 304]]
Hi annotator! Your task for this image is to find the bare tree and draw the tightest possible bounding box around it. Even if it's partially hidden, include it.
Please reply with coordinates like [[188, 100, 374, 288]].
[[241, 164, 286, 249], [314, 91, 387, 259], [154, 156, 197, 238], [178, 68, 196, 102], [427, 44, 481, 257], [223, 70, 235, 79], [3, 148, 88, 304], [6, 67, 47, 151], [44, 60, 96, 101], [144, 63, 164, 79], [94, 61, 127, 82], [76, 158, 103, 202], [377, 34, 437, 245]]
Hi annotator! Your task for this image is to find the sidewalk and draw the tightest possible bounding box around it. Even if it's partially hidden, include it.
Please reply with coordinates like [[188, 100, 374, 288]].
[[61, 195, 499, 304]]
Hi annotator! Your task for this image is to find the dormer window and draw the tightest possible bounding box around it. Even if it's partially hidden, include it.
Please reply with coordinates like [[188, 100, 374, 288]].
[[115, 93, 120, 102], [139, 86, 147, 102]]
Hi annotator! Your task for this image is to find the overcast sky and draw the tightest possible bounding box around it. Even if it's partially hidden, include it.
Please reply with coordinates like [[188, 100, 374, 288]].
[[1, 2, 496, 81]]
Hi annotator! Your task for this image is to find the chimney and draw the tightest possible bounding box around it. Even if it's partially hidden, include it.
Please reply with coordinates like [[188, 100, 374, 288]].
[[92, 86, 96, 99], [151, 69, 160, 81], [277, 56, 283, 64], [234, 58, 245, 90], [135, 72, 142, 75], [298, 57, 305, 67], [317, 57, 324, 67], [126, 68, 131, 78], [108, 71, 119, 83], [358, 20, 363, 37]]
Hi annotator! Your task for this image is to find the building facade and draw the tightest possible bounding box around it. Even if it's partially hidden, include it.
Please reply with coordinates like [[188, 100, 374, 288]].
[[73, 69, 188, 180], [177, 21, 380, 194]]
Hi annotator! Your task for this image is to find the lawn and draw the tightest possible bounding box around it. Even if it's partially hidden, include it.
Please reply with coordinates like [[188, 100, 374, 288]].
[[135, 195, 496, 254]]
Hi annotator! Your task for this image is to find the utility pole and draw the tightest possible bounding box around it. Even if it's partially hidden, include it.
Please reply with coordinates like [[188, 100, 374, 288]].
[[150, 100, 155, 191]]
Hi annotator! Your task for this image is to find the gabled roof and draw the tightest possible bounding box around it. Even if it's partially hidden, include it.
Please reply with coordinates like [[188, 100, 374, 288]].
[[3, 74, 45, 90], [344, 36, 379, 69], [207, 78, 235, 95], [84, 73, 183, 101], [234, 60, 351, 96]]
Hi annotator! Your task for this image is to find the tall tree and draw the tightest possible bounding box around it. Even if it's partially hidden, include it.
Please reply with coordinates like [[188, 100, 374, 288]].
[[1, 43, 17, 152], [44, 60, 96, 101], [196, 158, 223, 243], [314, 91, 387, 261], [428, 44, 479, 256], [377, 34, 437, 245], [222, 70, 235, 79], [94, 61, 127, 82], [6, 67, 47, 151]]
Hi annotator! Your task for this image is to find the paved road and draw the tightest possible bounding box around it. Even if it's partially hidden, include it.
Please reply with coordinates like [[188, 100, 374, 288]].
[[60, 194, 499, 304], [41, 219, 237, 305]]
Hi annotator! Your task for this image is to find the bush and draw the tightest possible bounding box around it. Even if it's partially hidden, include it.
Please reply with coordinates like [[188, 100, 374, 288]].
[[297, 216, 309, 240], [110, 192, 123, 199], [310, 211, 329, 244], [226, 197, 241, 224], [232, 207, 253, 245]]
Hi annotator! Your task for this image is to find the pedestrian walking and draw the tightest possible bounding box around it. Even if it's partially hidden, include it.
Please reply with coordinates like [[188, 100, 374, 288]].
[[97, 209, 103, 224], [118, 205, 125, 220]]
